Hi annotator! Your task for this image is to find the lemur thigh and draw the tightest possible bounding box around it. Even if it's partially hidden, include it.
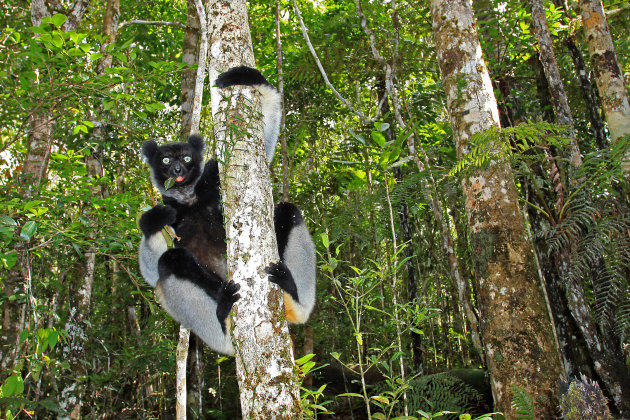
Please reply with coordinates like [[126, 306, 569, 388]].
[[269, 202, 316, 324], [156, 248, 240, 355]]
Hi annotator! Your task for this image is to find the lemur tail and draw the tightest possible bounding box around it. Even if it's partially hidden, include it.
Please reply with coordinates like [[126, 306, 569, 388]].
[[215, 66, 282, 164]]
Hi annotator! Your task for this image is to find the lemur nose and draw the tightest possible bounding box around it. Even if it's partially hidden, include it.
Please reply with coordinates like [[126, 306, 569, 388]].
[[173, 164, 183, 175]]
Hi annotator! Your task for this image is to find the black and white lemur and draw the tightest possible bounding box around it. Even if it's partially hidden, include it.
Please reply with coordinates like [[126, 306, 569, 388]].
[[138, 66, 316, 355]]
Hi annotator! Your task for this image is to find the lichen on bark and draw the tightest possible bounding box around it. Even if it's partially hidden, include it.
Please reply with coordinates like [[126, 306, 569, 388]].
[[431, 0, 563, 417]]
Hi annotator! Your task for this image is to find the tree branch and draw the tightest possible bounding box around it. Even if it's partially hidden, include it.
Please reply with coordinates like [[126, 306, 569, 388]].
[[119, 20, 187, 29], [292, 0, 373, 124]]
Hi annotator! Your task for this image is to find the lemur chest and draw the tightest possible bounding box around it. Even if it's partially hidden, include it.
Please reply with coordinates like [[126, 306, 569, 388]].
[[172, 205, 227, 279]]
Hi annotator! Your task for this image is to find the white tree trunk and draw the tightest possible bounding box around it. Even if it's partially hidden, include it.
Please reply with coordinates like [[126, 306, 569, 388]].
[[207, 0, 302, 417], [175, 326, 191, 419]]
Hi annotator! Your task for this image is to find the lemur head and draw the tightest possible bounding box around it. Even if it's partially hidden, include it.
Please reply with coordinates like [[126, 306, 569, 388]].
[[142, 135, 205, 201]]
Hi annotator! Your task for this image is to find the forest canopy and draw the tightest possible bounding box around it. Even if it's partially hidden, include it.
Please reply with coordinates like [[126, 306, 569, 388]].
[[1, 0, 629, 418]]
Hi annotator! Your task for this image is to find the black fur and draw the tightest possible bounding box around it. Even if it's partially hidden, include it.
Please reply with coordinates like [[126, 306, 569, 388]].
[[139, 204, 177, 237], [215, 281, 241, 333], [215, 66, 273, 89], [158, 248, 224, 298], [143, 136, 205, 191], [273, 202, 304, 257], [141, 135, 302, 298], [140, 134, 314, 346], [265, 261, 299, 303]]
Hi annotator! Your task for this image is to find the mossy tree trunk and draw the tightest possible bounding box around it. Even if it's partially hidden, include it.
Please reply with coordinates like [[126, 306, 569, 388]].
[[578, 0, 630, 173], [430, 0, 563, 417], [206, 0, 302, 417]]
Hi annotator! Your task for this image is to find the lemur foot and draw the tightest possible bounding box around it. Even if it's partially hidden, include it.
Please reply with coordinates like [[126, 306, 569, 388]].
[[216, 281, 241, 333], [265, 261, 299, 303]]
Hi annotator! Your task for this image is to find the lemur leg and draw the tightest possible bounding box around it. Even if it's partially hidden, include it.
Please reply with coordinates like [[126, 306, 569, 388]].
[[267, 202, 316, 324], [156, 248, 240, 355]]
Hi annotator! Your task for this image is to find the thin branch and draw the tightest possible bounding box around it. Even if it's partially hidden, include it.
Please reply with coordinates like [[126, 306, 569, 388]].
[[292, 0, 373, 124], [119, 20, 187, 29]]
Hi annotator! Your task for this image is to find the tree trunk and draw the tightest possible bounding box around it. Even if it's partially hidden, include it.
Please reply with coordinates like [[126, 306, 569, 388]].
[[275, 0, 289, 201], [8, 3, 90, 417], [528, 0, 582, 169], [565, 35, 608, 150], [175, 327, 190, 419], [207, 0, 302, 417], [578, 0, 630, 172], [527, 4, 630, 412], [180, 0, 201, 139], [430, 0, 563, 417]]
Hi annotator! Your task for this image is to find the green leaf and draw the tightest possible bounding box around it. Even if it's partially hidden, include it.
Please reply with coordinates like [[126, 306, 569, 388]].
[[49, 330, 58, 349], [164, 178, 175, 190], [0, 227, 15, 244], [374, 122, 390, 132], [49, 14, 68, 28], [20, 221, 37, 241], [67, 47, 85, 57], [0, 252, 17, 269], [0, 215, 17, 227], [371, 395, 390, 404], [371, 131, 386, 147], [320, 233, 330, 248], [348, 128, 366, 145], [1, 375, 24, 397], [69, 32, 86, 45], [336, 392, 363, 398], [51, 33, 64, 48], [90, 52, 103, 62], [73, 124, 88, 135]]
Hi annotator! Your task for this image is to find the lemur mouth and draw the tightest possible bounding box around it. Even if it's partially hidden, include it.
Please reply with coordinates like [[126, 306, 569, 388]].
[[175, 176, 185, 183]]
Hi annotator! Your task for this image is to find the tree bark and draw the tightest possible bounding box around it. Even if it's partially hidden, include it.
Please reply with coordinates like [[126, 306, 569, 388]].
[[578, 0, 630, 172], [175, 326, 190, 419], [275, 0, 289, 201], [207, 0, 302, 417], [180, 0, 201, 139], [528, 0, 582, 170], [527, 4, 630, 412], [565, 35, 608, 150], [430, 0, 563, 417]]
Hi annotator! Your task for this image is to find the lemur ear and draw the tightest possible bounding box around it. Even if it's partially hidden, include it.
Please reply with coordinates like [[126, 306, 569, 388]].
[[142, 140, 159, 161], [187, 135, 205, 153]]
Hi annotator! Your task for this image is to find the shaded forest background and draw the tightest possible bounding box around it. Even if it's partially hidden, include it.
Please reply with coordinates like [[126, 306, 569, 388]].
[[0, 0, 629, 418]]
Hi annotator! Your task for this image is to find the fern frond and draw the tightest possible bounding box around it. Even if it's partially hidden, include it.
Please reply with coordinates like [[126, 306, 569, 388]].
[[510, 385, 534, 420]]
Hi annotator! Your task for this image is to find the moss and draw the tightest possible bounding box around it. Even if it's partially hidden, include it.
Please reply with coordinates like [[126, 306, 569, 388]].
[[558, 375, 612, 420], [469, 228, 497, 279]]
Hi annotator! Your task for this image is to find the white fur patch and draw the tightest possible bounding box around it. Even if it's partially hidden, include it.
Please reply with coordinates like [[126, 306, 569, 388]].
[[157, 275, 235, 355], [256, 84, 282, 163], [283, 223, 316, 323], [139, 232, 168, 287]]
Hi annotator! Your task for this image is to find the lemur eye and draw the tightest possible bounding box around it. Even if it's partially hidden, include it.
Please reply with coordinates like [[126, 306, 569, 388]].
[[162, 157, 170, 165], [183, 156, 192, 163]]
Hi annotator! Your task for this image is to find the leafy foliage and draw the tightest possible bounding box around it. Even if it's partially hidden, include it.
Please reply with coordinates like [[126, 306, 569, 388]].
[[403, 373, 487, 419]]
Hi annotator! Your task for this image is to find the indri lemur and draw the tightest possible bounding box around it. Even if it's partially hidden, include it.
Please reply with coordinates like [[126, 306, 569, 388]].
[[138, 66, 316, 355]]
